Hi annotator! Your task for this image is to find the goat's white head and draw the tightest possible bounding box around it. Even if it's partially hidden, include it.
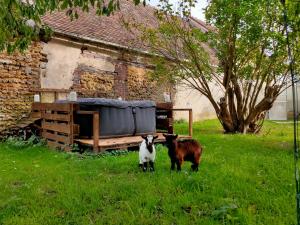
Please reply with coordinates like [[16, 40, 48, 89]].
[[142, 135, 158, 153]]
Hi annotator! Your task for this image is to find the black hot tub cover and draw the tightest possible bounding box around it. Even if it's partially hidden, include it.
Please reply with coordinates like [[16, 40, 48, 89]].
[[56, 98, 156, 137]]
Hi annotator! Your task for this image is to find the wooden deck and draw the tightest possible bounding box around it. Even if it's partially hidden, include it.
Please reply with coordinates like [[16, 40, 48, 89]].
[[31, 101, 193, 153], [75, 133, 191, 151]]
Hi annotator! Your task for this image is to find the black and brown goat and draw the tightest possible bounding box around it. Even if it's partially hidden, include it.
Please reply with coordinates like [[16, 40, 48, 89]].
[[163, 134, 203, 171]]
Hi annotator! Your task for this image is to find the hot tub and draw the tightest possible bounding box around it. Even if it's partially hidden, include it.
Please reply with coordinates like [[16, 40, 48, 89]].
[[59, 98, 156, 138]]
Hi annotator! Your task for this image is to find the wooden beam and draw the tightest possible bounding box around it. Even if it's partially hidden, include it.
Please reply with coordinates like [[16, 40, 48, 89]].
[[32, 103, 72, 112], [43, 113, 71, 122], [77, 110, 98, 115], [47, 140, 71, 151], [42, 131, 71, 144], [42, 121, 71, 134], [171, 108, 192, 111], [170, 108, 193, 137], [93, 112, 100, 153], [156, 102, 173, 109]]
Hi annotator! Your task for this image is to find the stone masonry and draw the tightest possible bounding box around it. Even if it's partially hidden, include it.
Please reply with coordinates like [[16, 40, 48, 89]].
[[0, 40, 170, 135], [0, 42, 47, 133]]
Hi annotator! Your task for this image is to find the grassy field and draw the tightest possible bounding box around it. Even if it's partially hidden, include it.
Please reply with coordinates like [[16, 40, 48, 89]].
[[0, 120, 296, 225]]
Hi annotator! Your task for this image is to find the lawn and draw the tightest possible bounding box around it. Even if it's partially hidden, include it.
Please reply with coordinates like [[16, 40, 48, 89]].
[[0, 120, 296, 225]]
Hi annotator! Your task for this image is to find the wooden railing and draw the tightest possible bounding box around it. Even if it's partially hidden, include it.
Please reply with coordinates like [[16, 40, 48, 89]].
[[156, 103, 193, 137], [156, 103, 174, 134]]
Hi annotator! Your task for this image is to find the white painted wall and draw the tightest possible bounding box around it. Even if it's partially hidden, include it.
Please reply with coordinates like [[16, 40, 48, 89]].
[[174, 82, 222, 121], [41, 40, 81, 89], [41, 39, 117, 90], [40, 39, 117, 102]]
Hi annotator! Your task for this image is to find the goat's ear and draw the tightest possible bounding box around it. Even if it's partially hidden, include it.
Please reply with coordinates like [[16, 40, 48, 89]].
[[141, 135, 147, 140], [153, 135, 158, 140], [174, 134, 178, 139]]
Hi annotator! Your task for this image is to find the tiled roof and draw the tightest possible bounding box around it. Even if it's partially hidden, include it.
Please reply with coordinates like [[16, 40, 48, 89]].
[[42, 0, 211, 52]]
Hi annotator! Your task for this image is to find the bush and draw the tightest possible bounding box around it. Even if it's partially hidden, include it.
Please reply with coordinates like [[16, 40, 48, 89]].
[[4, 134, 46, 149]]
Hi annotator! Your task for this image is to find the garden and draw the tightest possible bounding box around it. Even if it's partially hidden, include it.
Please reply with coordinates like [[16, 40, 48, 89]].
[[0, 120, 295, 225]]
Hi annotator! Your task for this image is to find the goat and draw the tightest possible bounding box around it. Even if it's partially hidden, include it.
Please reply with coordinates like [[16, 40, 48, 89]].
[[163, 134, 203, 171], [139, 135, 158, 172]]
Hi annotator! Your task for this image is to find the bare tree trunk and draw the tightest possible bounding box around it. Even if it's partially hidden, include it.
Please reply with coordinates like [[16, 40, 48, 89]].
[[207, 85, 280, 134]]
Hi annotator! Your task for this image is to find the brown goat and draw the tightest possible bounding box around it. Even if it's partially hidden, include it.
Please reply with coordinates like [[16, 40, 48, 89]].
[[163, 134, 203, 171]]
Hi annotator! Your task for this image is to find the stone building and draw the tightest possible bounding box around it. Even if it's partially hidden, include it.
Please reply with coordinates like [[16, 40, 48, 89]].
[[0, 1, 166, 133], [0, 1, 215, 134]]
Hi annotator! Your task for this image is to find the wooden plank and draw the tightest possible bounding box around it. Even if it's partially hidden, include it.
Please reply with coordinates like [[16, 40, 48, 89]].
[[93, 112, 100, 153], [43, 113, 71, 122], [32, 103, 73, 112], [171, 108, 192, 111], [47, 140, 71, 151], [42, 131, 71, 144], [75, 133, 191, 150], [30, 111, 41, 118], [54, 92, 59, 101], [42, 121, 71, 134], [156, 102, 173, 109], [73, 124, 80, 136], [69, 104, 74, 148], [77, 110, 98, 115]]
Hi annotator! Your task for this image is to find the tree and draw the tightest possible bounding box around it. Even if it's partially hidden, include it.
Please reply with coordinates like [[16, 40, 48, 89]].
[[137, 0, 299, 134], [0, 0, 144, 53]]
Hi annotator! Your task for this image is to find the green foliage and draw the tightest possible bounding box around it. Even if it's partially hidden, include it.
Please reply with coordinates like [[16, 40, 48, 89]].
[[212, 202, 240, 223], [4, 134, 46, 149], [0, 0, 142, 53], [139, 0, 299, 133], [205, 0, 298, 79], [0, 120, 296, 224]]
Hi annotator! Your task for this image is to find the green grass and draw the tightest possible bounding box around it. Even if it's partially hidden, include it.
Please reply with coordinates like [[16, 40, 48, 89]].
[[0, 120, 296, 225]]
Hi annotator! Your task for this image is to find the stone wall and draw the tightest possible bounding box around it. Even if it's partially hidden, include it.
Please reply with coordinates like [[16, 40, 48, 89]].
[[127, 65, 166, 102], [41, 39, 169, 102], [0, 42, 46, 133], [0, 38, 171, 134], [72, 64, 115, 98]]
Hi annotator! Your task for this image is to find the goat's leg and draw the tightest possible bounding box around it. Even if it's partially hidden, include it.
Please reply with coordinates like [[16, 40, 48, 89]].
[[171, 159, 176, 170], [143, 162, 148, 172], [191, 163, 199, 171], [149, 161, 155, 172], [176, 158, 183, 171]]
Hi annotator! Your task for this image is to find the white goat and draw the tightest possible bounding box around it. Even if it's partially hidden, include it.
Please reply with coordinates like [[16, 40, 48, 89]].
[[139, 135, 158, 172]]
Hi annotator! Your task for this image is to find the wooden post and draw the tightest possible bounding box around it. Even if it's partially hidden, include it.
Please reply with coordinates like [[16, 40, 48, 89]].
[[54, 91, 59, 101], [93, 112, 100, 153], [167, 107, 174, 134], [189, 109, 193, 137], [69, 103, 74, 151]]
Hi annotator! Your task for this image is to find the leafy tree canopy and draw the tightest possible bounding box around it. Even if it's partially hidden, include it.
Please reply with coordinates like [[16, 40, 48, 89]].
[[0, 0, 144, 53], [138, 0, 299, 133]]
